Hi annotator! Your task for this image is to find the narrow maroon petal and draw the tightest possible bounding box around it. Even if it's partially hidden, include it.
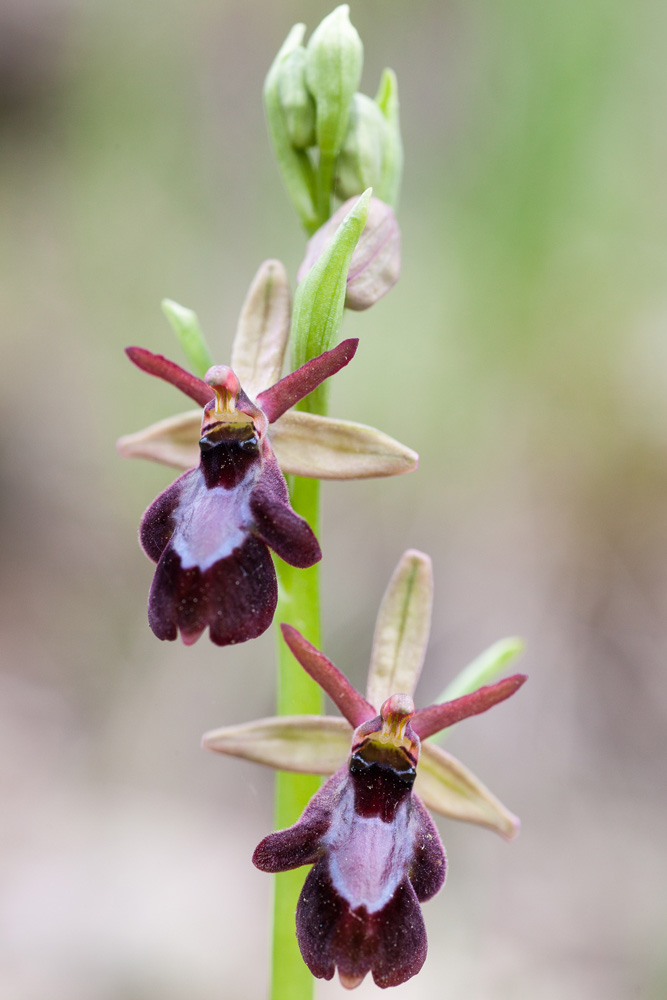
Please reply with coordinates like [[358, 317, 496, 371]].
[[147, 536, 277, 646], [125, 346, 214, 407], [411, 674, 528, 740], [281, 625, 376, 727], [408, 795, 447, 902], [255, 338, 359, 422]]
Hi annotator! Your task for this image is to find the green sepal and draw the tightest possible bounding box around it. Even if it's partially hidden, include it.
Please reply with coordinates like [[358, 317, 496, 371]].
[[375, 68, 403, 208], [264, 24, 318, 233], [290, 189, 370, 413], [161, 299, 214, 378]]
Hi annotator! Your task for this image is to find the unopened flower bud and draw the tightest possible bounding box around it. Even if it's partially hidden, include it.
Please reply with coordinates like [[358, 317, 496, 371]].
[[264, 24, 318, 232], [298, 196, 400, 311], [305, 4, 363, 158], [335, 92, 388, 201], [277, 46, 316, 150]]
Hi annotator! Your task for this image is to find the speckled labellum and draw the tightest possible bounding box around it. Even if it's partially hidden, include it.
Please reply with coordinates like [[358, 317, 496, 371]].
[[129, 339, 358, 646]]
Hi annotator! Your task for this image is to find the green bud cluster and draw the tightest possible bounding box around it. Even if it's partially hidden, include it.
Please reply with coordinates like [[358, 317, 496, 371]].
[[264, 5, 403, 233]]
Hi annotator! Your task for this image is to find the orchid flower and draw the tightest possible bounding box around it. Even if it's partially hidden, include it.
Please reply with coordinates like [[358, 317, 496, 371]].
[[124, 336, 358, 647], [203, 550, 527, 987]]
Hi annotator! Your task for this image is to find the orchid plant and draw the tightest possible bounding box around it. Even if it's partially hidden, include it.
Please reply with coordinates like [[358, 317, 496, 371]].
[[118, 6, 526, 997]]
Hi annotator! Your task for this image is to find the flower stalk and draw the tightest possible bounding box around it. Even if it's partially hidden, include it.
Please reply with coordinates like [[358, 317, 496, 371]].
[[269, 189, 370, 1000], [272, 476, 322, 1000]]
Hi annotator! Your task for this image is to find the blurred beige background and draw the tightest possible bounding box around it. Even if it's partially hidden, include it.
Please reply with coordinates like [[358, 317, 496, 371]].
[[1, 0, 666, 997]]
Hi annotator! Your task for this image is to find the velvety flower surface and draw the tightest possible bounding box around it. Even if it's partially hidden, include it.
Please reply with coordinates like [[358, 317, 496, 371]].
[[204, 550, 527, 987], [126, 338, 357, 646]]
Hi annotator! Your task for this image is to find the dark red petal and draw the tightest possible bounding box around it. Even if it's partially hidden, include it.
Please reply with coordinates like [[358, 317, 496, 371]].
[[255, 338, 359, 422], [408, 795, 447, 902], [411, 674, 528, 740], [147, 535, 277, 646], [125, 346, 214, 407], [250, 493, 321, 568], [139, 470, 194, 563], [296, 863, 428, 989], [281, 625, 376, 727], [253, 769, 346, 873], [253, 824, 325, 873]]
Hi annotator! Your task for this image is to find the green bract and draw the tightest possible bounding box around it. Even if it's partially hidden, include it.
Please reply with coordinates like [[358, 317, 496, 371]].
[[290, 189, 370, 412]]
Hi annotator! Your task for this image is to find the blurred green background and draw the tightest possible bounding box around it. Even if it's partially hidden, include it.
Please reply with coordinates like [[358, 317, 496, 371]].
[[2, 0, 667, 997]]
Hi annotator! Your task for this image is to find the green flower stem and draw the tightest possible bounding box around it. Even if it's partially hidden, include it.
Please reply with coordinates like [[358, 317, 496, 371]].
[[268, 154, 368, 1000], [314, 152, 335, 229], [271, 475, 323, 1000]]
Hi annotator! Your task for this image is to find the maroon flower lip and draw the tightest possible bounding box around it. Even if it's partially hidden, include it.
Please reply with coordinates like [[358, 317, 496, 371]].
[[126, 339, 358, 646], [254, 755, 445, 990]]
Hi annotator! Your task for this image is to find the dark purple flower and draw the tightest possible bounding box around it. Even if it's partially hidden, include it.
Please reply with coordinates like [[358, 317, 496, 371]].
[[253, 693, 444, 989], [248, 617, 527, 990], [126, 339, 358, 646]]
